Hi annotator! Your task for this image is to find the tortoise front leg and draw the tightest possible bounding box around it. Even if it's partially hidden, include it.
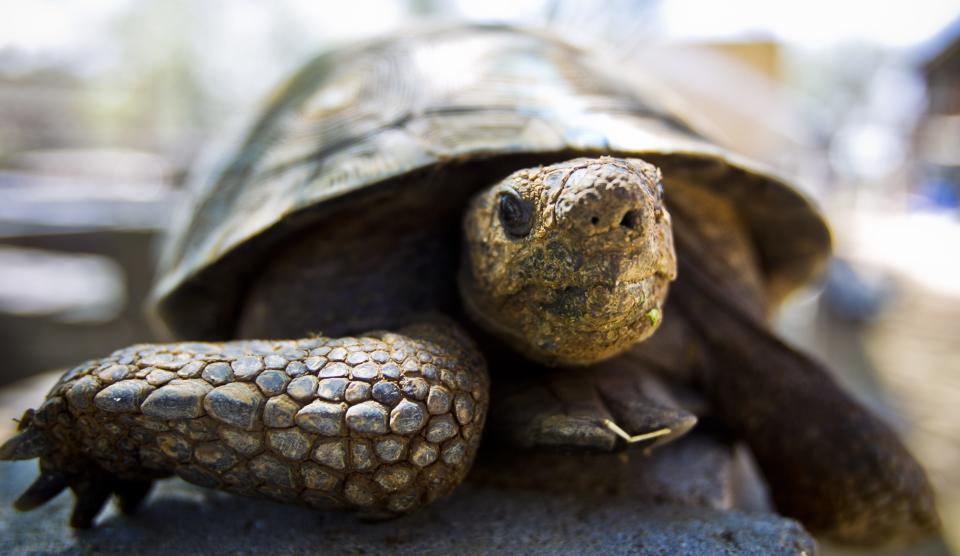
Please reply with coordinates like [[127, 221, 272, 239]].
[[0, 322, 488, 528], [488, 354, 697, 453]]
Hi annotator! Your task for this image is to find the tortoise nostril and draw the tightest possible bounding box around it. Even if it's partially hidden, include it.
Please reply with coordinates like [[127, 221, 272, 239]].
[[590, 216, 599, 226], [620, 209, 642, 231]]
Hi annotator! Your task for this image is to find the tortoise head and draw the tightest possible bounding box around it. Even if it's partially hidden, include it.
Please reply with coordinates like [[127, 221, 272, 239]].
[[460, 157, 676, 365]]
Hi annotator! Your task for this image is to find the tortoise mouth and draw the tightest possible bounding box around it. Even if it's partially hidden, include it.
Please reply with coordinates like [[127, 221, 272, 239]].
[[460, 268, 672, 366], [541, 278, 652, 323]]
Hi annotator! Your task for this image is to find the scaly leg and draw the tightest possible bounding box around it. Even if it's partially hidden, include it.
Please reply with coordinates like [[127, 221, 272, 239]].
[[1, 322, 488, 528], [673, 253, 938, 545]]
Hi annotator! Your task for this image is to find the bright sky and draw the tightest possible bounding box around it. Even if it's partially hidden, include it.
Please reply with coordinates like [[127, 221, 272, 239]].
[[659, 0, 959, 48], [1, 0, 958, 53]]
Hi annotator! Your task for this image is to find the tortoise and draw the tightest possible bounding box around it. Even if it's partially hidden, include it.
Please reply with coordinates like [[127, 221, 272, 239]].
[[0, 24, 937, 545]]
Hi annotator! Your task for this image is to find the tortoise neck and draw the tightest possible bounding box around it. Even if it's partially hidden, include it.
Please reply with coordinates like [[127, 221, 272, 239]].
[[235, 205, 463, 340], [665, 178, 768, 320]]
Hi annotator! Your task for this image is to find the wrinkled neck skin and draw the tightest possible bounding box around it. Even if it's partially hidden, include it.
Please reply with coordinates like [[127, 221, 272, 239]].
[[459, 157, 677, 366]]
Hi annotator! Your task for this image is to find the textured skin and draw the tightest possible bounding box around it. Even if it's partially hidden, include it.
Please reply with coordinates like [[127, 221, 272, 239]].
[[6, 324, 488, 522], [461, 157, 676, 365]]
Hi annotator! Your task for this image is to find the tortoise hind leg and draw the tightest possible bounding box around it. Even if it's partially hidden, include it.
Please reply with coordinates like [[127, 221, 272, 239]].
[[673, 255, 939, 545], [12, 470, 69, 511]]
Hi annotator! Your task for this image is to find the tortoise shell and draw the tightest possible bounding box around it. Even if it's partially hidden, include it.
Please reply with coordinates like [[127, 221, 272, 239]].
[[151, 24, 830, 339]]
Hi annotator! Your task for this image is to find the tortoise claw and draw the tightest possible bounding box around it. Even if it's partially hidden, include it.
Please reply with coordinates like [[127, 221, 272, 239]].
[[69, 474, 115, 529], [114, 479, 154, 515], [0, 427, 46, 461], [594, 372, 698, 451], [13, 471, 69, 511], [492, 363, 697, 452]]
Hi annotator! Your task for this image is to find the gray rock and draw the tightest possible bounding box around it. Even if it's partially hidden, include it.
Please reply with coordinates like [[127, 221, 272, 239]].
[[473, 434, 743, 511], [0, 457, 819, 555]]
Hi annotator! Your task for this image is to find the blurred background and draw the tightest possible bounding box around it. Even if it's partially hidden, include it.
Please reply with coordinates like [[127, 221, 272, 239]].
[[0, 0, 957, 553]]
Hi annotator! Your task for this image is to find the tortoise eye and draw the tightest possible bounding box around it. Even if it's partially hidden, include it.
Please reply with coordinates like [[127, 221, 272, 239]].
[[497, 190, 533, 238]]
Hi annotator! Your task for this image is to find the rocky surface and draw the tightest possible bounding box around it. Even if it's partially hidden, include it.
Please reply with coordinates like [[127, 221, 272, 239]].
[[1, 350, 817, 555], [0, 457, 816, 556]]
